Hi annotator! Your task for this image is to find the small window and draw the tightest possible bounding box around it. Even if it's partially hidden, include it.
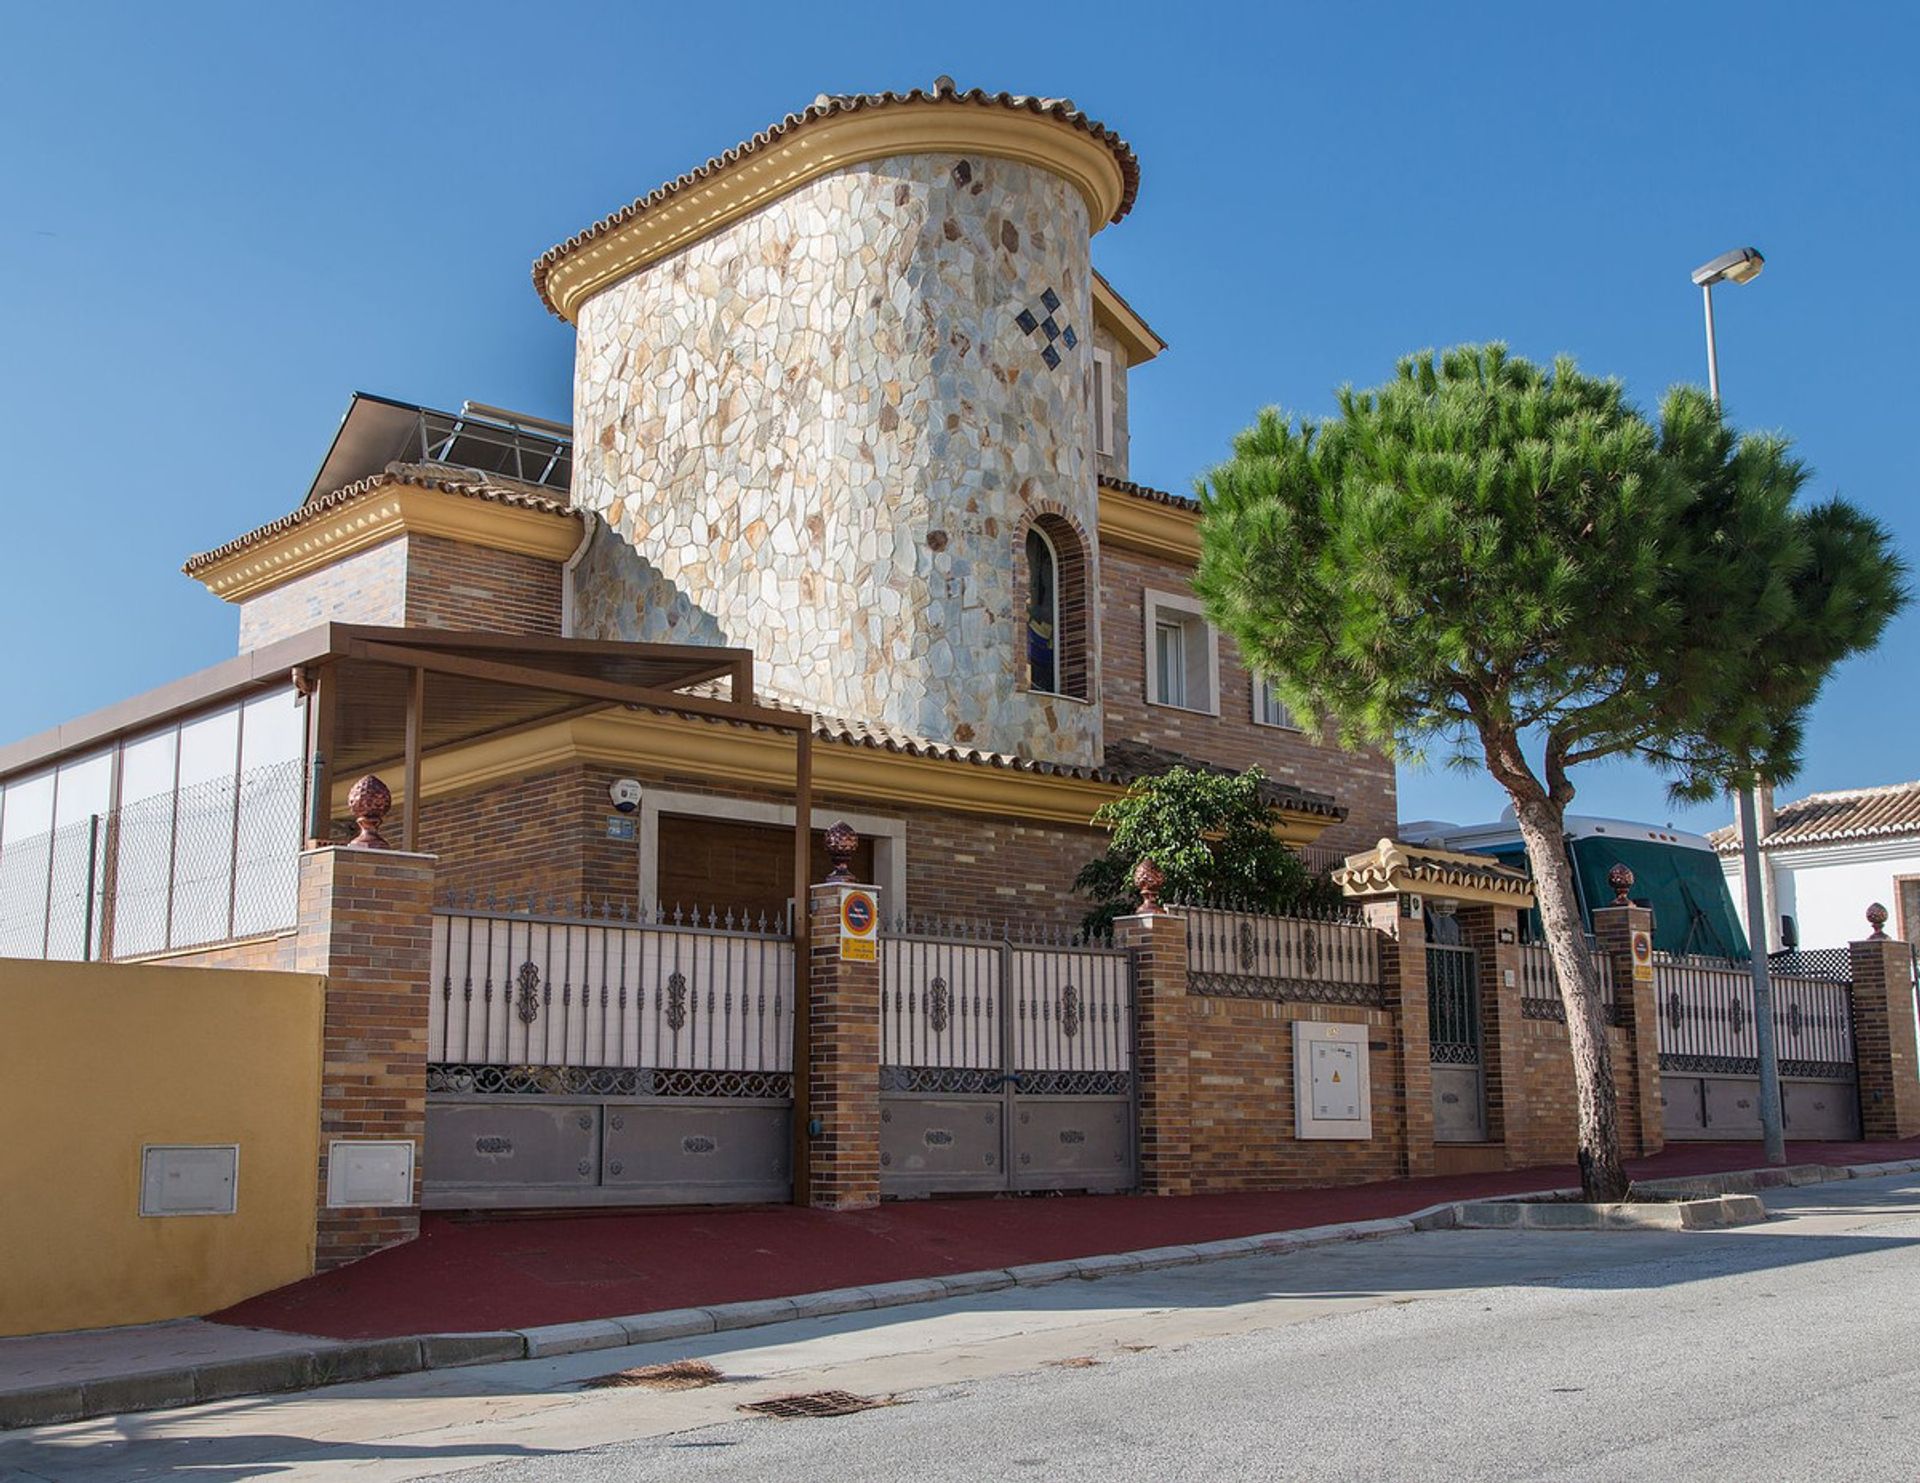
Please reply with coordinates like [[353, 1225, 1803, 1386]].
[[1254, 677, 1300, 730], [1026, 527, 1060, 694], [1144, 590, 1217, 713], [1091, 348, 1116, 456]]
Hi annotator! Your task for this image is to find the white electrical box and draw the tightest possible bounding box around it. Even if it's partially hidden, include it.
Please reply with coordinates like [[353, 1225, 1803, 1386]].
[[140, 1144, 239, 1216], [1293, 1022, 1373, 1140], [326, 1140, 416, 1209]]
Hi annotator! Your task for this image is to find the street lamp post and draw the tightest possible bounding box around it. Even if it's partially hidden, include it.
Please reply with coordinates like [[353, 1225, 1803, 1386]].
[[1692, 244, 1786, 1166]]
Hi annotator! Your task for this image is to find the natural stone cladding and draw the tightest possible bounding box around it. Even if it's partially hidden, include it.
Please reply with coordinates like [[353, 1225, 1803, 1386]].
[[570, 152, 1103, 769]]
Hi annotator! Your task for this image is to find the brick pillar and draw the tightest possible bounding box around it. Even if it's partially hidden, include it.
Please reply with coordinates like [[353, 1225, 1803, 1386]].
[[1850, 924, 1920, 1141], [1592, 901, 1663, 1157], [295, 845, 436, 1270], [806, 884, 881, 1209], [1357, 894, 1433, 1178], [1113, 910, 1191, 1196], [1461, 903, 1523, 1150]]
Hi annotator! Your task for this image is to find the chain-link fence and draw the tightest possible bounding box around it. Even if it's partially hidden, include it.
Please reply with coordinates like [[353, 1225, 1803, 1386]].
[[0, 758, 304, 960]]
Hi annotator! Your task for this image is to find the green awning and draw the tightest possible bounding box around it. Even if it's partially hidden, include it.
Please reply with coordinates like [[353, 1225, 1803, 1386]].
[[1569, 835, 1749, 959]]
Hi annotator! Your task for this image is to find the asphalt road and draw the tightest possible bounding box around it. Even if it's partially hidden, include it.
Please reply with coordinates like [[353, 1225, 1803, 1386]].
[[7, 1174, 1920, 1481]]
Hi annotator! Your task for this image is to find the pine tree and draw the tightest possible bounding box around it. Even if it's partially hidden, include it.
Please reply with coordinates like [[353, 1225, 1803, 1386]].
[[1195, 344, 1906, 1199]]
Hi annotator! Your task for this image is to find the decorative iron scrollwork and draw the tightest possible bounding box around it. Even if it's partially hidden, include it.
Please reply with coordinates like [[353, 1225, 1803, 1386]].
[[474, 1136, 512, 1156], [1061, 983, 1082, 1038], [682, 1135, 716, 1154], [1059, 1128, 1086, 1144], [666, 971, 688, 1032], [1237, 921, 1256, 972], [927, 977, 950, 1034], [1728, 997, 1746, 1036], [924, 1128, 954, 1147], [1667, 990, 1683, 1033], [1301, 925, 1321, 977], [515, 961, 541, 1024]]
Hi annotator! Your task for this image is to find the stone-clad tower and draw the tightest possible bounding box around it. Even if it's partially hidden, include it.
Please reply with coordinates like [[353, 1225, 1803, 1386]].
[[537, 80, 1139, 768]]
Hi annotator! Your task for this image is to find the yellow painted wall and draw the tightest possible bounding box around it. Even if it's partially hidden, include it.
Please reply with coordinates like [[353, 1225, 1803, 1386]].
[[0, 959, 324, 1337]]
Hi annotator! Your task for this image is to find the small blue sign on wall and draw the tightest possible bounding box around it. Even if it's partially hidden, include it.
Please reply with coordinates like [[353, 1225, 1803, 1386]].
[[605, 815, 637, 841]]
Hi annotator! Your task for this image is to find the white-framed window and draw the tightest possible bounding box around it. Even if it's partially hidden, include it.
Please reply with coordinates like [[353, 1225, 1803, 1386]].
[[1144, 589, 1218, 714], [1254, 676, 1301, 730], [1025, 525, 1061, 695], [1091, 347, 1116, 457]]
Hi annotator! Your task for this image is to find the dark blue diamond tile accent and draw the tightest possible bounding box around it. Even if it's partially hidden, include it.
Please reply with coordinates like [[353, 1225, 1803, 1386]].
[[1015, 308, 1038, 335], [1041, 343, 1061, 369], [1041, 287, 1061, 313], [1061, 325, 1078, 349], [1040, 317, 1060, 340]]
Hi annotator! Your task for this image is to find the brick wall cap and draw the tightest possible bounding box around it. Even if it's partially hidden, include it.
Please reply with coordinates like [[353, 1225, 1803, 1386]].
[[1334, 837, 1534, 908]]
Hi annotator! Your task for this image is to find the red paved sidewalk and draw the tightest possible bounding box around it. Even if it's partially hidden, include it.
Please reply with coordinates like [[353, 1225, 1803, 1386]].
[[214, 1137, 1920, 1341]]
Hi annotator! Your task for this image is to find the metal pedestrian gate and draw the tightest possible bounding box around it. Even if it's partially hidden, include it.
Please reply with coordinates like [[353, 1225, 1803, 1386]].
[[878, 924, 1136, 1196], [424, 899, 795, 1208], [1427, 943, 1487, 1142]]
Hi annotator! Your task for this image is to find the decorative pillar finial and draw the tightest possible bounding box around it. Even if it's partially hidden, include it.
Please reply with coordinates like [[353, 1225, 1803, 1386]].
[[1867, 901, 1889, 940], [1607, 862, 1635, 906], [824, 820, 859, 883], [345, 775, 394, 850], [1133, 857, 1165, 915]]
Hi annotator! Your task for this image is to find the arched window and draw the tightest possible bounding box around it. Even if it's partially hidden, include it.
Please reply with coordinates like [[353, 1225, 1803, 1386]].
[[1021, 513, 1088, 699], [1026, 526, 1060, 695]]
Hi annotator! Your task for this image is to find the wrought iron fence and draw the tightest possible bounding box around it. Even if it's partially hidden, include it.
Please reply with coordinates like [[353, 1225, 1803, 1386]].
[[428, 898, 794, 1098], [0, 758, 304, 961], [1517, 943, 1621, 1025], [1653, 953, 1855, 1079], [879, 918, 1132, 1096], [1182, 903, 1382, 1006]]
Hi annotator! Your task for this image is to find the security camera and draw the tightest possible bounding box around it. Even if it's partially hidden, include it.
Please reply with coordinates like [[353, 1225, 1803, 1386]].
[[609, 779, 642, 814]]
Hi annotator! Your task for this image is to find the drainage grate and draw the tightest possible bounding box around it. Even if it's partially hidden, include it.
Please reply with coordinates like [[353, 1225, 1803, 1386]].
[[738, 1390, 892, 1420], [584, 1359, 723, 1391]]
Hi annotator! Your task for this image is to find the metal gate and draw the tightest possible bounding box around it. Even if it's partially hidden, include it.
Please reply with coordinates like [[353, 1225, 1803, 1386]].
[[424, 900, 795, 1208], [1427, 943, 1487, 1142], [1655, 953, 1860, 1141], [878, 924, 1135, 1196]]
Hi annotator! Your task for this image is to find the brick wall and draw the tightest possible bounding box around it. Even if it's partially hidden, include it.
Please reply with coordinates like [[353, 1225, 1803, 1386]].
[[403, 533, 563, 635], [414, 765, 627, 908], [1505, 1019, 1639, 1167], [133, 931, 299, 972], [295, 847, 436, 1269], [1186, 999, 1406, 1191], [238, 539, 409, 650], [234, 533, 562, 653], [1097, 544, 1397, 856]]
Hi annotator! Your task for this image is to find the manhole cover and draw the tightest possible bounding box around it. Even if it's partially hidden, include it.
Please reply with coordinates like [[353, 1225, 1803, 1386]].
[[738, 1390, 892, 1420], [584, 1359, 723, 1391]]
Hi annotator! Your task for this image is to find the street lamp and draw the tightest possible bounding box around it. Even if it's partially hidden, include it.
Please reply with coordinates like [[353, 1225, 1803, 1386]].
[[1692, 243, 1785, 1166]]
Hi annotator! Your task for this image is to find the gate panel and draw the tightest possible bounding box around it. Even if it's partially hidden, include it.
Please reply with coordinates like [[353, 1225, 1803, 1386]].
[[880, 925, 1135, 1196], [425, 903, 796, 1208], [1427, 943, 1487, 1142], [1656, 954, 1860, 1142]]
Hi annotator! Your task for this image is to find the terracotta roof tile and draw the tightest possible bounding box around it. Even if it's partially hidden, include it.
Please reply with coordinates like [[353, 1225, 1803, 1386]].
[[532, 82, 1141, 318], [181, 464, 577, 576], [1102, 477, 1199, 512], [1707, 780, 1920, 853]]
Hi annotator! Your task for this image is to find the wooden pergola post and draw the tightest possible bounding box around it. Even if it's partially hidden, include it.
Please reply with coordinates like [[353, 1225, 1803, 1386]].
[[402, 665, 424, 852]]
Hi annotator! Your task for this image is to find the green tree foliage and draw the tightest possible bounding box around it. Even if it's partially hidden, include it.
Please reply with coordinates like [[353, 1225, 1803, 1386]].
[[1195, 344, 1906, 1197], [1075, 766, 1341, 937]]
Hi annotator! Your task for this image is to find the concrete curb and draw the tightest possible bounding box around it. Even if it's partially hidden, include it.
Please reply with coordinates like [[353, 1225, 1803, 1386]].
[[6, 1156, 1916, 1430]]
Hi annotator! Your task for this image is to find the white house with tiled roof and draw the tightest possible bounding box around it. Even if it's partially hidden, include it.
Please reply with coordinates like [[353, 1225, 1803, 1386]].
[[1711, 781, 1920, 950]]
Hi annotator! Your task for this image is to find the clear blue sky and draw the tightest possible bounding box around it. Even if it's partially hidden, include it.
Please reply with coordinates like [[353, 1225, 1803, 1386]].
[[2, 1, 1912, 836]]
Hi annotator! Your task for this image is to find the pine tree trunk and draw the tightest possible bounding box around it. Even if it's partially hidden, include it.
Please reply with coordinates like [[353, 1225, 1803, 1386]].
[[1511, 797, 1630, 1202]]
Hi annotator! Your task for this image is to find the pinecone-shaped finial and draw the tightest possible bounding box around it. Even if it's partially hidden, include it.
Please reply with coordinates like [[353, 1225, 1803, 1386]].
[[1133, 857, 1165, 915], [1608, 862, 1635, 906], [824, 821, 859, 883], [345, 775, 393, 850], [1867, 901, 1890, 939]]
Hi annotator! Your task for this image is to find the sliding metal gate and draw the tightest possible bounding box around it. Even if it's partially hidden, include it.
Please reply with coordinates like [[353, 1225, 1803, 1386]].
[[1427, 943, 1487, 1142], [1655, 953, 1860, 1141], [425, 900, 795, 1208], [878, 924, 1136, 1196]]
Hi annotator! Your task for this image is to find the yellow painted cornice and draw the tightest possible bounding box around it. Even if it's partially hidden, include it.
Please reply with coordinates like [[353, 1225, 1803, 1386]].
[[545, 104, 1130, 323], [1097, 483, 1200, 563], [1092, 277, 1165, 366], [355, 705, 1339, 840], [193, 485, 583, 603]]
